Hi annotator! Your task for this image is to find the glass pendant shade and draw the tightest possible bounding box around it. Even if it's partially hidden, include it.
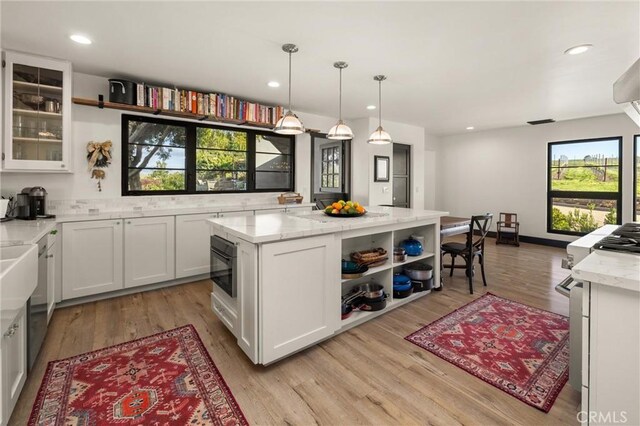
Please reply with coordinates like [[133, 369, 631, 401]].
[[367, 126, 392, 144], [274, 44, 305, 135], [367, 75, 392, 144], [328, 61, 353, 140], [274, 110, 305, 135], [327, 120, 353, 140]]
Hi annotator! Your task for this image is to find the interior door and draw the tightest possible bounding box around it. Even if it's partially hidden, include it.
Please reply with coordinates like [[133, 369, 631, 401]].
[[311, 134, 350, 208], [392, 143, 411, 208]]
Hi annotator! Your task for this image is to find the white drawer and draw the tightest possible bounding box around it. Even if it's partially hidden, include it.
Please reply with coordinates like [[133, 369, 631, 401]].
[[582, 281, 590, 317], [211, 291, 238, 337], [581, 386, 589, 420]]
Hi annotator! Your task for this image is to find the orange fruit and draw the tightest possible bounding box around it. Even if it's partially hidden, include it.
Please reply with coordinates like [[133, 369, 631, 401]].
[[332, 202, 342, 210]]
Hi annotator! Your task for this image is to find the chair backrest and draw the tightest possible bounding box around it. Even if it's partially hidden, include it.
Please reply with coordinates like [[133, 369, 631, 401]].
[[470, 214, 493, 250], [499, 212, 517, 225]]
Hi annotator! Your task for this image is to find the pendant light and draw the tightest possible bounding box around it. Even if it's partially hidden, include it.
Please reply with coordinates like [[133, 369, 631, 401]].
[[367, 75, 392, 144], [327, 61, 353, 140], [274, 44, 305, 135]]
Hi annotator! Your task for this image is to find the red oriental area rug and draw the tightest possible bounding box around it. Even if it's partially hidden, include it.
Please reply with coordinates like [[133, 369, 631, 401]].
[[29, 324, 248, 425], [405, 293, 569, 412]]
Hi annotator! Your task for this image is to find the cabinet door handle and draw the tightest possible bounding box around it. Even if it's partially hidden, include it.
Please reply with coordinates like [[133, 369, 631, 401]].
[[127, 221, 132, 225], [46, 254, 54, 259], [61, 164, 65, 168]]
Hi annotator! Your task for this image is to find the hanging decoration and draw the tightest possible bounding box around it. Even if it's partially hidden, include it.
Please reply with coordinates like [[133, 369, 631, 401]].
[[87, 140, 112, 191]]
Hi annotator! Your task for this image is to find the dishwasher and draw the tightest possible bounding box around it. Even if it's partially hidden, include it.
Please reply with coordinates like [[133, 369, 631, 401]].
[[27, 236, 49, 371]]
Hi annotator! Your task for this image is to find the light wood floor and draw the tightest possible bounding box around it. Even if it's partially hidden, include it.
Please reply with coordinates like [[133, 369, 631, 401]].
[[11, 237, 580, 425]]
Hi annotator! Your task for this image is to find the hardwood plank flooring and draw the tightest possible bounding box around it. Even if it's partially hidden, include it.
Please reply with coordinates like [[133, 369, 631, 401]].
[[10, 237, 580, 425]]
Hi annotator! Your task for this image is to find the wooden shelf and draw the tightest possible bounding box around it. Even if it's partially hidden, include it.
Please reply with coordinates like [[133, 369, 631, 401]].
[[72, 97, 276, 129]]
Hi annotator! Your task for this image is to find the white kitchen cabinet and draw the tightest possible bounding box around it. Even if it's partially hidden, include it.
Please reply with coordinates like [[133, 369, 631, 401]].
[[62, 220, 123, 300], [236, 239, 258, 362], [1, 304, 27, 425], [46, 228, 57, 322], [175, 210, 252, 279], [2, 50, 72, 172], [260, 234, 340, 364], [176, 213, 217, 278], [124, 216, 175, 288]]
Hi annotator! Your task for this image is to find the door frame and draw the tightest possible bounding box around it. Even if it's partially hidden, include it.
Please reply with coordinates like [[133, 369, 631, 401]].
[[392, 143, 411, 208], [310, 133, 351, 207]]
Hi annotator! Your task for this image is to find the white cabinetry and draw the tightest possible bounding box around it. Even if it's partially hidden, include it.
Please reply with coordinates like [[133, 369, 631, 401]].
[[62, 220, 123, 299], [176, 210, 252, 279], [46, 229, 57, 322], [2, 51, 72, 171], [260, 234, 340, 364], [124, 217, 175, 288], [236, 239, 258, 362], [0, 305, 27, 425]]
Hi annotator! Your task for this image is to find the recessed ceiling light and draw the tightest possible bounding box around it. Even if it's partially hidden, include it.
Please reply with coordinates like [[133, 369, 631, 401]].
[[267, 81, 280, 88], [70, 34, 92, 45], [366, 105, 376, 110], [564, 44, 592, 55], [466, 126, 474, 130]]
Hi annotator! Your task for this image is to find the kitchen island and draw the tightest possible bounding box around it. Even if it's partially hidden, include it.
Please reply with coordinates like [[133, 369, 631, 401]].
[[208, 207, 448, 364]]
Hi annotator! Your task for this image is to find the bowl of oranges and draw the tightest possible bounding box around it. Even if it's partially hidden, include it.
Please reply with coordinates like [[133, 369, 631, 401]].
[[324, 200, 366, 217]]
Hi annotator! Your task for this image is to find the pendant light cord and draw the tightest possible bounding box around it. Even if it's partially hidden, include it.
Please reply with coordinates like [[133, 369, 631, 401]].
[[378, 79, 382, 127], [339, 67, 343, 120], [288, 51, 292, 112]]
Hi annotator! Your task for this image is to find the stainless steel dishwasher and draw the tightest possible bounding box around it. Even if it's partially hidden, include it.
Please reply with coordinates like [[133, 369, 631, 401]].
[[27, 236, 49, 371]]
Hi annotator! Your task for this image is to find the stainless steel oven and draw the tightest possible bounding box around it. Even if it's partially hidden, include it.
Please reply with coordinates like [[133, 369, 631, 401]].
[[210, 235, 237, 298]]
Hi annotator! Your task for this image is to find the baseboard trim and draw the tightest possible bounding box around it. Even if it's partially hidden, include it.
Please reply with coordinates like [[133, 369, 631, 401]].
[[478, 231, 569, 248]]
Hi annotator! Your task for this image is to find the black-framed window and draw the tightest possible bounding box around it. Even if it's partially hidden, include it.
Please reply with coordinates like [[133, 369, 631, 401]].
[[547, 137, 622, 236], [635, 134, 639, 221], [123, 115, 295, 195], [320, 145, 341, 189]]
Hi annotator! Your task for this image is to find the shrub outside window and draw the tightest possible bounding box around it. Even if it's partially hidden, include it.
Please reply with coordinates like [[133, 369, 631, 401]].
[[547, 137, 622, 236]]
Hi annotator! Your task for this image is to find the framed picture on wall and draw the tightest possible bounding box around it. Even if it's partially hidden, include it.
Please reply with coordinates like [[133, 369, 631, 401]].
[[374, 155, 390, 182]]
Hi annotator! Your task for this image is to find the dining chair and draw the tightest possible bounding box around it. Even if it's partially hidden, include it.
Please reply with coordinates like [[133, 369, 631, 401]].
[[441, 214, 493, 294], [496, 212, 520, 246]]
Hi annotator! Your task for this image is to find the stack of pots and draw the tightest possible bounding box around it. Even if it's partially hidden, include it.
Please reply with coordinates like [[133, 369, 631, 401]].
[[403, 262, 434, 292]]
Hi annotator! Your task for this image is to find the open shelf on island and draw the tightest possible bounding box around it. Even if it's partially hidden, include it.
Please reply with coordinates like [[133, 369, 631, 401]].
[[340, 290, 431, 331], [341, 262, 392, 283], [392, 251, 435, 267]]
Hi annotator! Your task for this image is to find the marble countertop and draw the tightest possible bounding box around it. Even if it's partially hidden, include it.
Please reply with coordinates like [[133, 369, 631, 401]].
[[0, 219, 57, 247], [208, 207, 449, 243], [572, 250, 640, 292], [48, 202, 314, 223]]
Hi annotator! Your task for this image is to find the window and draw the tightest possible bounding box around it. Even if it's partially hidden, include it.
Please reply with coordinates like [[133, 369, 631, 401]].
[[320, 145, 341, 189], [123, 115, 294, 195], [547, 137, 622, 236], [635, 135, 640, 220]]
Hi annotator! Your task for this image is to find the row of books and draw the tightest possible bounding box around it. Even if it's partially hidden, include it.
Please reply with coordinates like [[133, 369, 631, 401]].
[[135, 84, 284, 125]]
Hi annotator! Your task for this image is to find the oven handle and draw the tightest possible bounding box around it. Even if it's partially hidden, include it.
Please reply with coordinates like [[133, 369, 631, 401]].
[[554, 275, 574, 297], [211, 246, 233, 263]]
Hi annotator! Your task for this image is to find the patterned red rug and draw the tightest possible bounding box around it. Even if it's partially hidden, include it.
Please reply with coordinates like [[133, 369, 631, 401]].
[[405, 293, 569, 412], [29, 324, 248, 425]]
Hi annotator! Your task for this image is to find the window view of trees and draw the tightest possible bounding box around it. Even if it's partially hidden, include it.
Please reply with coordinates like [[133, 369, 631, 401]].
[[548, 138, 621, 235], [127, 121, 186, 191], [196, 128, 247, 191], [123, 116, 294, 195]]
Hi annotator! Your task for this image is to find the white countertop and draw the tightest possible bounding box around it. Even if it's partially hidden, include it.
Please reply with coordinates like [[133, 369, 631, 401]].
[[53, 202, 315, 223], [0, 219, 57, 247], [572, 250, 640, 292], [208, 207, 449, 243]]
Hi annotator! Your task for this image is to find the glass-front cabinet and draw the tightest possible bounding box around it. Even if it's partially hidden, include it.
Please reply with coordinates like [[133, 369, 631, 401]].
[[3, 51, 72, 171]]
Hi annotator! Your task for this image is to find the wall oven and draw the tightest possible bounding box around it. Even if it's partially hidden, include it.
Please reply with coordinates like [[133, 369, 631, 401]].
[[210, 235, 237, 298]]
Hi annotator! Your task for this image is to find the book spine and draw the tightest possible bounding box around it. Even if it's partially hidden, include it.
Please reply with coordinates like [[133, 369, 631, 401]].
[[191, 91, 197, 113]]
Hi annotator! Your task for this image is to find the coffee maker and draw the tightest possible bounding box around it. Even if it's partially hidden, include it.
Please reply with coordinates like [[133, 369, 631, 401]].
[[17, 187, 55, 220]]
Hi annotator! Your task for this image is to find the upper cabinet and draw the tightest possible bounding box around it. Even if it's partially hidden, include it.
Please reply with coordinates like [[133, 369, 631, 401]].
[[2, 51, 72, 172]]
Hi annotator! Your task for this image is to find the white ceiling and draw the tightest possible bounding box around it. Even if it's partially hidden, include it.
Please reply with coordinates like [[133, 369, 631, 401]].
[[2, 1, 638, 135]]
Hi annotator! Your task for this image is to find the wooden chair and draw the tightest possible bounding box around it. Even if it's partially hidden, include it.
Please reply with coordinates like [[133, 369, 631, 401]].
[[496, 212, 520, 246], [441, 214, 493, 294]]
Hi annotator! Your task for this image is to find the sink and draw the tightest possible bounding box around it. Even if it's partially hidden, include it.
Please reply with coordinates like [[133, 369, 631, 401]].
[[1, 244, 38, 318]]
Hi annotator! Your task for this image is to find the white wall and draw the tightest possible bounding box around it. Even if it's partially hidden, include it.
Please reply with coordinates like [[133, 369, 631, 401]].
[[437, 113, 639, 241], [1, 72, 431, 209]]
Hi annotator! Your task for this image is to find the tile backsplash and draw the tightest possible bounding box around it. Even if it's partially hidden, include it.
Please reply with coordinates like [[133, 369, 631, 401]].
[[45, 193, 284, 216]]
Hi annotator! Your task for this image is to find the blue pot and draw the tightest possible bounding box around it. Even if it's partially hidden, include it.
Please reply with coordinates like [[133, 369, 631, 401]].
[[393, 273, 412, 291], [400, 238, 423, 256]]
